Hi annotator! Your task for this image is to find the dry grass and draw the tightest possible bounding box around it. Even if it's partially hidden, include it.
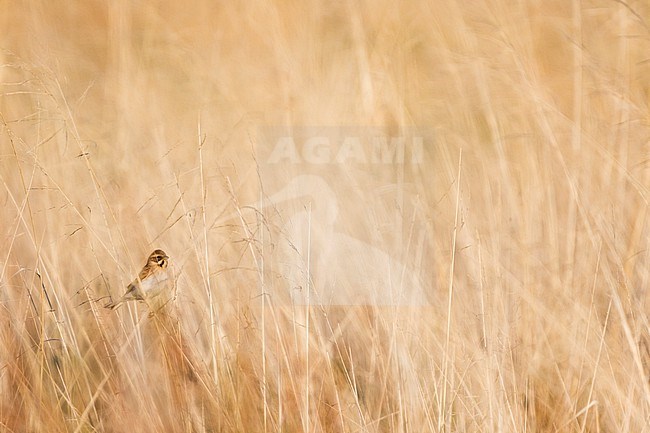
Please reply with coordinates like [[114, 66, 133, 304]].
[[1, 1, 650, 432]]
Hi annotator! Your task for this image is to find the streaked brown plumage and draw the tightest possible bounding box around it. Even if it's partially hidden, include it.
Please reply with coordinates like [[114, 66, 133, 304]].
[[105, 249, 171, 310]]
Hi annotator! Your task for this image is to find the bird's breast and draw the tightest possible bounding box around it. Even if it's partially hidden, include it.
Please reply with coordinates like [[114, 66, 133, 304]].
[[139, 271, 171, 294]]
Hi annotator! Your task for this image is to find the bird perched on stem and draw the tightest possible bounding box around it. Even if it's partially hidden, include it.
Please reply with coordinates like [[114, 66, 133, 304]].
[[105, 249, 172, 310]]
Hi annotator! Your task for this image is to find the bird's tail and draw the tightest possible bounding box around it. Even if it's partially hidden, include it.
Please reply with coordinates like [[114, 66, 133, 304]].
[[105, 284, 141, 310], [104, 299, 123, 310]]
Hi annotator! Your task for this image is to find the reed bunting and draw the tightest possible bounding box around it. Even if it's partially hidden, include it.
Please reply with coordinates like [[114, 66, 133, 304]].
[[105, 249, 172, 310]]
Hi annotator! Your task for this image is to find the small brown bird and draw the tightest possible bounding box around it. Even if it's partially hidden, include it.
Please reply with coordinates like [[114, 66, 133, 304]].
[[105, 249, 172, 310]]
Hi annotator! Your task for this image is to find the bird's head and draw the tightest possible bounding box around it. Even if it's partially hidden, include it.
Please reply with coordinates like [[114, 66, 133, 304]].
[[148, 249, 169, 268]]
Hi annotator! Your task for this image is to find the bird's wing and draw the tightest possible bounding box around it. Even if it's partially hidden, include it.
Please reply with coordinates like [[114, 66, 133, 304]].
[[137, 264, 153, 281]]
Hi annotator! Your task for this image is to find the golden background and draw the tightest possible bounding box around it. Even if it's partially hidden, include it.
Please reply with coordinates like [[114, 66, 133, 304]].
[[1, 1, 650, 431]]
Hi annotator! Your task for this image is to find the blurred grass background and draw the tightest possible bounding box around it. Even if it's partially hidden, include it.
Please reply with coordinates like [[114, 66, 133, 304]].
[[1, 0, 650, 432]]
